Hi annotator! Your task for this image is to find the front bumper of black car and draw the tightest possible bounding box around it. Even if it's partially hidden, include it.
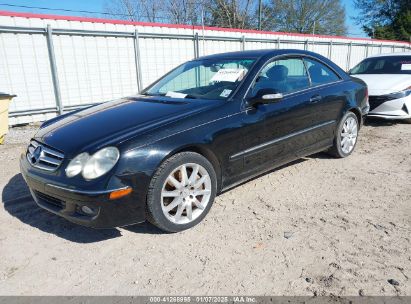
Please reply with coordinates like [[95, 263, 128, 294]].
[[20, 153, 148, 228]]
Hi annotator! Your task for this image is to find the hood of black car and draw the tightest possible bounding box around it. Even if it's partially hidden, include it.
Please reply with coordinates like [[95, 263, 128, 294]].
[[34, 96, 217, 157]]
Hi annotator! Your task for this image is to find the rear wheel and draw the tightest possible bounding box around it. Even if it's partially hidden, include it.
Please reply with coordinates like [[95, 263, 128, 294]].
[[328, 112, 359, 158], [146, 152, 217, 232]]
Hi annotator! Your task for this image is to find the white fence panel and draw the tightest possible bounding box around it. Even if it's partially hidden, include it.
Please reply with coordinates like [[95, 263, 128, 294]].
[[53, 35, 137, 107], [0, 32, 55, 114], [0, 12, 410, 125], [310, 43, 329, 58], [350, 45, 367, 69], [368, 45, 382, 56], [139, 37, 194, 88], [245, 41, 277, 50], [199, 39, 240, 57]]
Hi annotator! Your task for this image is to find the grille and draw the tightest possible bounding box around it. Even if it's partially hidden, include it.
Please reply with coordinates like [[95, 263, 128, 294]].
[[26, 140, 64, 171], [35, 191, 66, 209], [368, 95, 391, 111]]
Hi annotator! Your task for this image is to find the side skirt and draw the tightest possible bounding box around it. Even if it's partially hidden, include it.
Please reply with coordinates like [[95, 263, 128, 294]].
[[219, 140, 332, 194]]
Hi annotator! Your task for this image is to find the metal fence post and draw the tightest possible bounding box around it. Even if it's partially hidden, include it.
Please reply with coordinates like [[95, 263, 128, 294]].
[[304, 39, 308, 50], [194, 32, 200, 59], [277, 37, 281, 49], [328, 41, 333, 59], [46, 24, 63, 115], [133, 29, 143, 92], [365, 43, 369, 57], [380, 43, 383, 53], [241, 35, 245, 51], [193, 33, 200, 86], [346, 42, 352, 71]]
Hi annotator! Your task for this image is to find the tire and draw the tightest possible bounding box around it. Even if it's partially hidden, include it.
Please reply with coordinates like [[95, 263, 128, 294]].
[[146, 152, 217, 232], [328, 111, 359, 158], [403, 118, 411, 124]]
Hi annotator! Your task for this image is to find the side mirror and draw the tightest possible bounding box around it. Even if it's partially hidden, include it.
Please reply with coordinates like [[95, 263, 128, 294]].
[[248, 89, 283, 107]]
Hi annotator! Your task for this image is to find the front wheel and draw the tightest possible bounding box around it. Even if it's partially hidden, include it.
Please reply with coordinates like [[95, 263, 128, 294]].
[[146, 152, 217, 232], [328, 112, 359, 158]]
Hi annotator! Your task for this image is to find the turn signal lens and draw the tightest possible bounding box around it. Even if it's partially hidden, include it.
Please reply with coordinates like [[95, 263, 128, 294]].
[[109, 187, 132, 200]]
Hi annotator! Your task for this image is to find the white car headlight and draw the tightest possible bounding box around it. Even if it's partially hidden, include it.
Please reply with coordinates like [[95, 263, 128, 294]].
[[65, 147, 120, 180], [65, 153, 90, 178], [82, 147, 120, 180], [387, 87, 411, 99]]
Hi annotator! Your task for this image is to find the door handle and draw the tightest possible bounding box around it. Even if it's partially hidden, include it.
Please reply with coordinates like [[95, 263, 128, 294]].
[[310, 95, 322, 103]]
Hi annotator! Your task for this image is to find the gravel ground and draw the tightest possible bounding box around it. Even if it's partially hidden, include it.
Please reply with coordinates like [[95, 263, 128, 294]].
[[0, 120, 410, 296]]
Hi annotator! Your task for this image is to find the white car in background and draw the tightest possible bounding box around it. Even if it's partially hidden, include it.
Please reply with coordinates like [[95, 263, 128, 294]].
[[350, 52, 411, 123]]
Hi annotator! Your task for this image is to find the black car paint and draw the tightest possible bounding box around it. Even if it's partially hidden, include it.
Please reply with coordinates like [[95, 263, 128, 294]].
[[20, 49, 368, 228]]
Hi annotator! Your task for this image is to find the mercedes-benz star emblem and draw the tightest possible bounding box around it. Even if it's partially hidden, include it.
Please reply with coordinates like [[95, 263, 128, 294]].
[[31, 146, 42, 164]]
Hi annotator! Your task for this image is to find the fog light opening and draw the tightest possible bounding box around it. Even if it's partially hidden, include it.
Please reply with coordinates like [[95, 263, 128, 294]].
[[81, 205, 96, 215], [402, 103, 409, 114], [109, 187, 132, 200]]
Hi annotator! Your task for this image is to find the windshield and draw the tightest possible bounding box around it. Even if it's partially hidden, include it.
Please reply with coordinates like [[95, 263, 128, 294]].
[[350, 56, 411, 75], [144, 58, 256, 100]]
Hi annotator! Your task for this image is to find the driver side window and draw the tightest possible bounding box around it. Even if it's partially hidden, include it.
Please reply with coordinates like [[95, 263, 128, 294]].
[[252, 58, 310, 96]]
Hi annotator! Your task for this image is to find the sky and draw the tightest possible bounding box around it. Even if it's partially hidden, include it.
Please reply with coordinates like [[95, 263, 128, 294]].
[[0, 0, 367, 38]]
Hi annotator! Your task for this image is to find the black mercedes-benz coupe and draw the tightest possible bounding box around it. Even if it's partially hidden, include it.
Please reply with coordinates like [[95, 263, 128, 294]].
[[20, 49, 369, 232]]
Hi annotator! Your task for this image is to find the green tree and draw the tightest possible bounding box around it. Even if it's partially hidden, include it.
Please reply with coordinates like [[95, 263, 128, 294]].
[[354, 0, 411, 41], [394, 10, 411, 41], [260, 0, 347, 35]]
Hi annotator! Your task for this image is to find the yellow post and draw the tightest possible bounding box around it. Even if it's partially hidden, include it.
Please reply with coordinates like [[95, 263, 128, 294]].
[[0, 93, 16, 145]]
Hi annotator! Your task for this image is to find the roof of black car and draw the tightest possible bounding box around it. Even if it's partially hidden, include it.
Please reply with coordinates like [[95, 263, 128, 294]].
[[197, 49, 314, 60]]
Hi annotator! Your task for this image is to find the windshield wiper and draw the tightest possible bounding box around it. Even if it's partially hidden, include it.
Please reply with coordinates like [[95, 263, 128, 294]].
[[184, 94, 197, 99], [140, 92, 165, 97]]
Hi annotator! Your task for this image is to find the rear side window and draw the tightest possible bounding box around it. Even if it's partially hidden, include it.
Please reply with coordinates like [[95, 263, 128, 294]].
[[252, 57, 310, 95], [304, 58, 341, 86]]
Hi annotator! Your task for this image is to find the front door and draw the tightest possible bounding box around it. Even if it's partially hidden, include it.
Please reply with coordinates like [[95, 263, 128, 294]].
[[239, 56, 316, 177]]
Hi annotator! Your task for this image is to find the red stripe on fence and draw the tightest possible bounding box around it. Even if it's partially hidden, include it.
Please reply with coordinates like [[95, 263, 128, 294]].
[[0, 10, 410, 46]]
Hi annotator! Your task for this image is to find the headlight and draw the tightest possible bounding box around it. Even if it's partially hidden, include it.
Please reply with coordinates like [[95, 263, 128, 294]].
[[82, 147, 120, 180], [65, 147, 120, 180], [66, 153, 90, 178], [386, 87, 411, 100]]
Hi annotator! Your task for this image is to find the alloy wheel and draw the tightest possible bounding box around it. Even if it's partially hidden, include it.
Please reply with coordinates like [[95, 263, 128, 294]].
[[161, 163, 212, 225], [340, 116, 358, 154]]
